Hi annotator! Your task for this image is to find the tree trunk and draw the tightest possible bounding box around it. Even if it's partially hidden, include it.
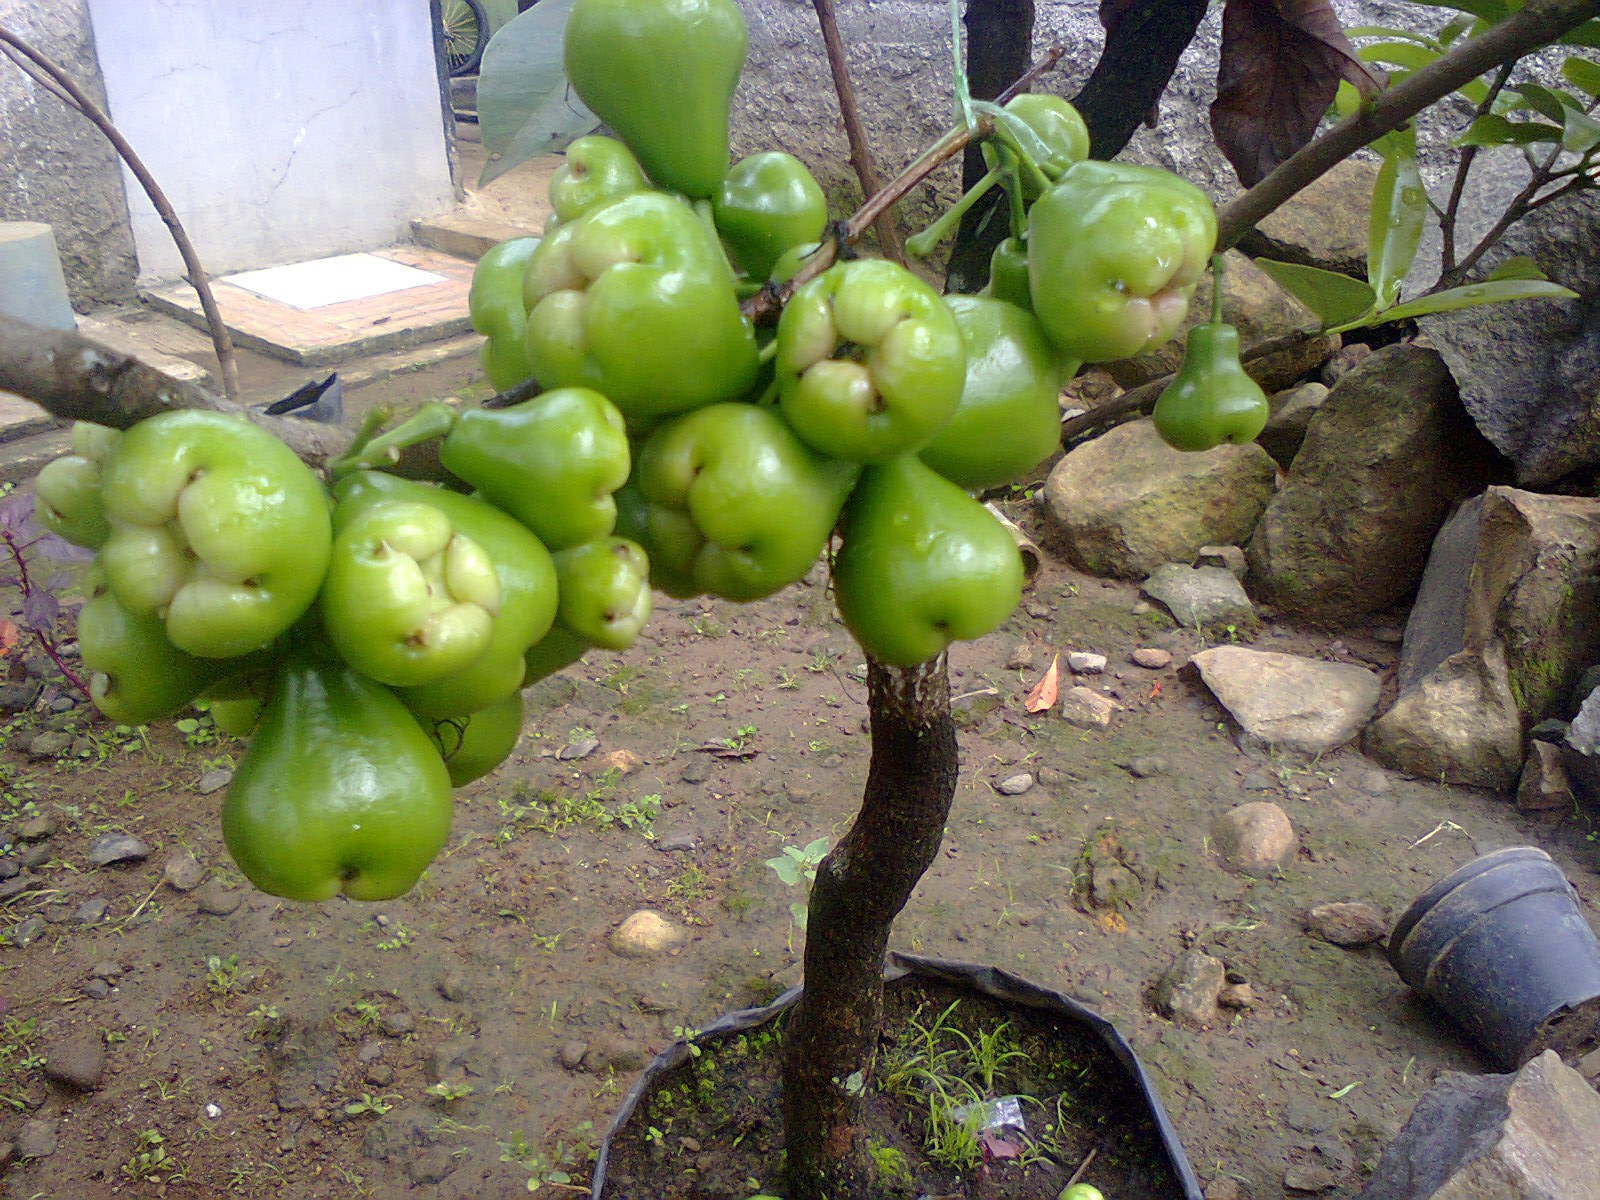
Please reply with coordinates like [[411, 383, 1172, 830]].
[[1072, 0, 1209, 161], [781, 656, 960, 1198], [945, 0, 1035, 295]]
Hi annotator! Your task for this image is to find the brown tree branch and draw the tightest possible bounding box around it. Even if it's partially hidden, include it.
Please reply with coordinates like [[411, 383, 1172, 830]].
[[0, 25, 242, 404], [810, 0, 904, 262], [0, 315, 347, 466], [1215, 0, 1600, 252]]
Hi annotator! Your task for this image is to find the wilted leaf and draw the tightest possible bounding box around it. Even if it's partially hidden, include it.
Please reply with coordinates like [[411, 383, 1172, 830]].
[[0, 619, 18, 654], [1024, 655, 1059, 714], [1212, 0, 1384, 186], [1252, 259, 1377, 328], [34, 535, 93, 564], [476, 0, 600, 186], [21, 589, 58, 632], [0, 491, 35, 533]]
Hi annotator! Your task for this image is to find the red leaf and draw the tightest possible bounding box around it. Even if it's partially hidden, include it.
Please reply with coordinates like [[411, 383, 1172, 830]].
[[1024, 654, 1059, 714], [1211, 0, 1383, 186], [0, 619, 17, 655]]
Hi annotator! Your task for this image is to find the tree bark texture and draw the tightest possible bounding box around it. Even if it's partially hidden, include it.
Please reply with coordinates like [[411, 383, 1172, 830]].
[[1072, 0, 1209, 161], [945, 0, 1034, 295], [781, 657, 960, 1199]]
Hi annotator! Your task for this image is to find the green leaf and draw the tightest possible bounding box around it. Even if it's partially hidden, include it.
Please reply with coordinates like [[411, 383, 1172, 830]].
[[1253, 259, 1377, 329], [1358, 42, 1441, 72], [1337, 279, 1578, 331], [476, 0, 600, 186], [1456, 114, 1563, 146], [1560, 20, 1600, 48], [1400, 0, 1508, 18], [1368, 150, 1428, 311], [801, 836, 829, 861], [1347, 26, 1443, 49], [1438, 14, 1479, 45], [1564, 104, 1600, 154], [174, 718, 200, 734], [1513, 83, 1576, 122], [790, 901, 809, 931], [1562, 55, 1600, 97], [1455, 77, 1489, 107], [766, 855, 804, 886], [1485, 256, 1547, 281]]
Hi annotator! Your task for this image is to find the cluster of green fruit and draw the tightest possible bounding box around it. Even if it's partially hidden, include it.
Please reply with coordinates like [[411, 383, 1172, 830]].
[[28, 0, 1251, 910]]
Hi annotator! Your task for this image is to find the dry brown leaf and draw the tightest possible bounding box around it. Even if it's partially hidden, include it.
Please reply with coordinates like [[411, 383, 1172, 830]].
[[1025, 654, 1059, 714]]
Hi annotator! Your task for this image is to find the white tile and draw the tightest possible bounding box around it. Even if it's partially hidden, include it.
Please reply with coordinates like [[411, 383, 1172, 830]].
[[222, 253, 446, 310]]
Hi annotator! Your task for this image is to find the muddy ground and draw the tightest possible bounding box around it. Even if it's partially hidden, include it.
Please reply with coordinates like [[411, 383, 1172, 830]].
[[1, 356, 1598, 1200]]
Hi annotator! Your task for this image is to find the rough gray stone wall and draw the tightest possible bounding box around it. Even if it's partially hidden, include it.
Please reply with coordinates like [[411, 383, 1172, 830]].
[[0, 0, 137, 308], [729, 0, 1556, 283]]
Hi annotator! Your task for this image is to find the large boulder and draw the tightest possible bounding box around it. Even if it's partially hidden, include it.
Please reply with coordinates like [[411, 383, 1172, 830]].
[[1357, 1051, 1600, 1200], [1420, 189, 1600, 487], [1041, 419, 1276, 580], [1237, 157, 1377, 279], [1246, 344, 1503, 622], [1190, 646, 1381, 757], [1363, 641, 1525, 791]]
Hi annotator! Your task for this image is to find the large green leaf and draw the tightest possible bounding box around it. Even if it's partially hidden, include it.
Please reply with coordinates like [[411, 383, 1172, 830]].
[[1562, 55, 1600, 97], [476, 0, 599, 186], [1456, 114, 1564, 146], [1561, 20, 1600, 48], [1368, 149, 1428, 311], [1337, 279, 1578, 330], [1564, 104, 1600, 153], [1358, 41, 1441, 71], [1253, 259, 1377, 329], [1512, 82, 1577, 121], [1346, 25, 1443, 49]]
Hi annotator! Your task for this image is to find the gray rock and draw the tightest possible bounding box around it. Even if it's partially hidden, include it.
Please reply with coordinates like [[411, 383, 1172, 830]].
[[1212, 802, 1299, 877], [16, 814, 56, 841], [1285, 1164, 1339, 1193], [951, 687, 1002, 728], [1421, 189, 1600, 487], [1305, 902, 1389, 948], [1238, 157, 1376, 279], [1091, 864, 1140, 910], [679, 757, 711, 784], [1194, 543, 1248, 579], [91, 960, 122, 980], [0, 681, 41, 713], [996, 773, 1034, 796], [1401, 489, 1600, 734], [12, 915, 45, 945], [1154, 950, 1226, 1028], [20, 844, 49, 869], [82, 978, 110, 1000], [1564, 686, 1600, 803], [1259, 382, 1331, 467], [1143, 564, 1254, 630], [658, 832, 698, 852], [1060, 687, 1119, 730], [26, 731, 71, 759], [1191, 647, 1381, 757], [163, 850, 206, 892], [194, 881, 242, 916], [557, 1040, 588, 1071], [86, 833, 149, 867], [1067, 651, 1107, 675], [1517, 740, 1573, 813], [1357, 1051, 1600, 1199], [196, 768, 233, 795], [1320, 341, 1373, 387], [1005, 644, 1034, 671], [0, 874, 40, 901], [43, 1035, 105, 1091], [1365, 642, 1525, 791], [380, 1012, 415, 1038], [437, 973, 467, 1003], [0, 858, 15, 879], [1131, 647, 1173, 670], [16, 1119, 55, 1159], [1042, 419, 1276, 580], [557, 736, 599, 761], [74, 897, 108, 924], [1246, 345, 1500, 623], [1128, 756, 1168, 779]]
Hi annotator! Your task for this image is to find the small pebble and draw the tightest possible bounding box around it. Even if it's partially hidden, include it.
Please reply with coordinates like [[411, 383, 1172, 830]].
[[195, 882, 242, 916], [91, 960, 122, 980], [380, 1012, 415, 1037], [204, 1103, 223, 1121], [271, 936, 293, 948], [20, 844, 50, 869], [996, 773, 1034, 796], [75, 898, 109, 924], [557, 736, 599, 761], [1067, 651, 1107, 675], [163, 851, 206, 892], [1005, 644, 1034, 671], [12, 915, 45, 945], [1131, 647, 1172, 670], [16, 814, 56, 842], [437, 974, 468, 1003], [82, 979, 110, 1001], [196, 768, 233, 796], [86, 833, 150, 868], [558, 1040, 589, 1070], [1127, 756, 1167, 779]]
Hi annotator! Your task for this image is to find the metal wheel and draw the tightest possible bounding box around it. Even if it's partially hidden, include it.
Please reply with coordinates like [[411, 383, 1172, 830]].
[[441, 0, 489, 77]]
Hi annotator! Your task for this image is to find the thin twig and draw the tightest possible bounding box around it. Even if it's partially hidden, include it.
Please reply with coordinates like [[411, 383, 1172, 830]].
[[1439, 59, 1518, 277], [1444, 141, 1574, 285], [1065, 1145, 1098, 1188], [1, 531, 89, 696], [1215, 0, 1600, 252], [0, 25, 242, 404], [741, 45, 1064, 324], [810, 0, 904, 262]]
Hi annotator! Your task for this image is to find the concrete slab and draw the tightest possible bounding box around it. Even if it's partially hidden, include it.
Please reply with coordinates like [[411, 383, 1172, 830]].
[[411, 140, 559, 262], [143, 245, 474, 367]]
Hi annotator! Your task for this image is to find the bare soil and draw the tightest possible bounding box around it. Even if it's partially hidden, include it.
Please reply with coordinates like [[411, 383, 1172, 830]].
[[2, 451, 1598, 1199]]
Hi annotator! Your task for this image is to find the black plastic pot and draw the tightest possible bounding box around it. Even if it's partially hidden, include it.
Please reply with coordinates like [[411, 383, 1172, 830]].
[[1387, 846, 1600, 1071], [590, 951, 1203, 1199]]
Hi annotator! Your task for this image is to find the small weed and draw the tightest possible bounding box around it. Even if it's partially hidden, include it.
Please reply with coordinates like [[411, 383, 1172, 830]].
[[424, 1080, 474, 1105], [868, 1139, 913, 1188], [375, 924, 415, 951], [204, 954, 241, 996], [667, 865, 707, 902], [775, 666, 801, 690], [343, 1092, 397, 1118], [765, 837, 828, 932], [498, 1122, 596, 1191], [121, 1128, 171, 1181], [722, 724, 757, 752]]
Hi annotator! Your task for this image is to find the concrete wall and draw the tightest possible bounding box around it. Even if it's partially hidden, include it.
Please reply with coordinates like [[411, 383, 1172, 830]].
[[728, 0, 1530, 275], [85, 0, 456, 282], [0, 0, 138, 308]]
